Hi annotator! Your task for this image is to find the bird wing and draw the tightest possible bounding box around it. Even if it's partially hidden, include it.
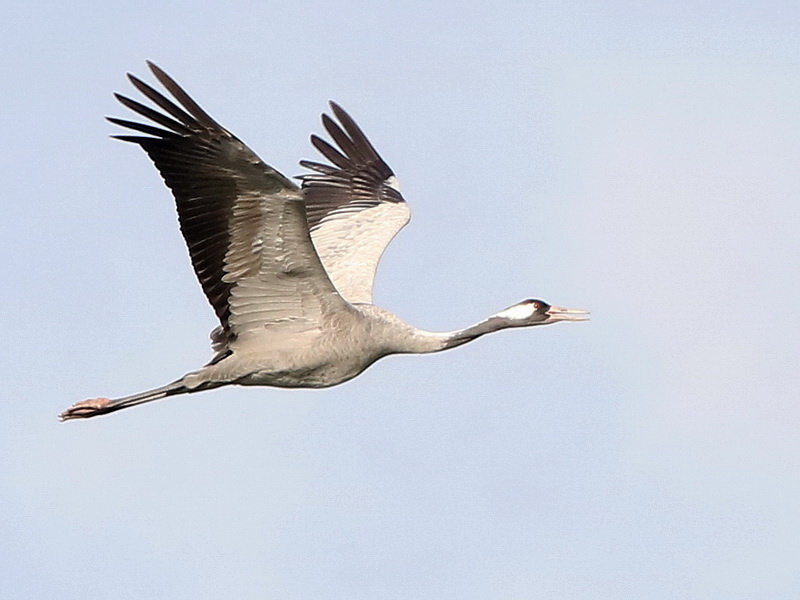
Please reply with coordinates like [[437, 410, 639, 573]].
[[299, 102, 410, 305], [109, 62, 349, 351]]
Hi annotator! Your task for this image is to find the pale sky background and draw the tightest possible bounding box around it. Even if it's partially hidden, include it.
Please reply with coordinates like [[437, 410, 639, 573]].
[[2, 2, 799, 599]]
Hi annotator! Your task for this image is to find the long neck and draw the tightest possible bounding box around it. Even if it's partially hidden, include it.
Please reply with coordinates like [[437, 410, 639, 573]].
[[440, 316, 510, 350], [392, 316, 511, 354]]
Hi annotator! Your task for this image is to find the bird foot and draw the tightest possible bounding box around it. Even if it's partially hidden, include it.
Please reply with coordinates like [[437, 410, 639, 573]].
[[59, 397, 112, 421]]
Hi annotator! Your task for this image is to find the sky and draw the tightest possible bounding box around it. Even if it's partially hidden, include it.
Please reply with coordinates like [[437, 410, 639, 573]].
[[2, 2, 799, 598]]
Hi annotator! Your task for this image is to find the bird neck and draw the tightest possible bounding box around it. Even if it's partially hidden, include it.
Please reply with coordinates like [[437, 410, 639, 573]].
[[361, 305, 512, 355], [440, 317, 509, 350], [392, 317, 509, 354]]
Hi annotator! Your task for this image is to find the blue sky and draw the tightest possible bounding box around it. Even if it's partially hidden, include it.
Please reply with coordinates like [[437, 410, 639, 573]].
[[3, 2, 799, 599]]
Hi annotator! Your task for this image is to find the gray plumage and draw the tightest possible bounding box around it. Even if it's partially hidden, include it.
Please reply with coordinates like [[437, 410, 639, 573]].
[[60, 62, 588, 421]]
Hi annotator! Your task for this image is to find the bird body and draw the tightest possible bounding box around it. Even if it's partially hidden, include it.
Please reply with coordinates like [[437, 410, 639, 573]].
[[208, 304, 436, 389], [60, 63, 588, 420]]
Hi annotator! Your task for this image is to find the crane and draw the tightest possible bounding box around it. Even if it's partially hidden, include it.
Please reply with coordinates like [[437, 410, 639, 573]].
[[60, 62, 588, 420]]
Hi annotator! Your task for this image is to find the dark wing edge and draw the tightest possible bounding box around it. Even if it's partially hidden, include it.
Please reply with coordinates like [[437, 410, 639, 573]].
[[108, 62, 298, 339], [299, 102, 405, 231], [298, 102, 410, 304]]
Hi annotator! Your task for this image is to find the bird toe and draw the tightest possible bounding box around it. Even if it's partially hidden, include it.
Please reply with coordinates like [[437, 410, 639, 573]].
[[59, 397, 111, 421]]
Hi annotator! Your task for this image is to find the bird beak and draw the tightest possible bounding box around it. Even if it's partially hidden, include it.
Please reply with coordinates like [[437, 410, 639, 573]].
[[545, 305, 590, 323]]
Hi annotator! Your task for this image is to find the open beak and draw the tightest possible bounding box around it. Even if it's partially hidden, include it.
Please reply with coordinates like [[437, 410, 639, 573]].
[[545, 305, 591, 323]]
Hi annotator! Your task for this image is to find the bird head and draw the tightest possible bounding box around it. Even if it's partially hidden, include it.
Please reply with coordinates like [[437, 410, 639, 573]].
[[493, 299, 590, 327]]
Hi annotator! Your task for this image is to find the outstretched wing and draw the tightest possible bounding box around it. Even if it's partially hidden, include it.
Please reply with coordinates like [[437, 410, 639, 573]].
[[300, 102, 410, 305], [109, 62, 347, 351]]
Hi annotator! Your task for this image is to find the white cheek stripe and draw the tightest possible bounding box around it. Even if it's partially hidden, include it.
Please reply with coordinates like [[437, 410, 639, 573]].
[[495, 303, 535, 320]]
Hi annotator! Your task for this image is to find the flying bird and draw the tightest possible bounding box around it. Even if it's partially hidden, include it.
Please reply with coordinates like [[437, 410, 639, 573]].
[[60, 62, 588, 421]]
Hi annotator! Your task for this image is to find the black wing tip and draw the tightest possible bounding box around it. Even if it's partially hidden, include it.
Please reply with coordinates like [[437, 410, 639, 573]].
[[327, 100, 349, 121], [323, 103, 356, 137], [146, 60, 166, 78], [122, 60, 161, 84], [110, 134, 150, 144], [140, 62, 224, 131], [321, 101, 354, 132], [114, 64, 225, 137], [105, 116, 129, 127], [320, 113, 338, 134], [106, 116, 179, 140], [121, 61, 164, 86], [126, 72, 159, 99]]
